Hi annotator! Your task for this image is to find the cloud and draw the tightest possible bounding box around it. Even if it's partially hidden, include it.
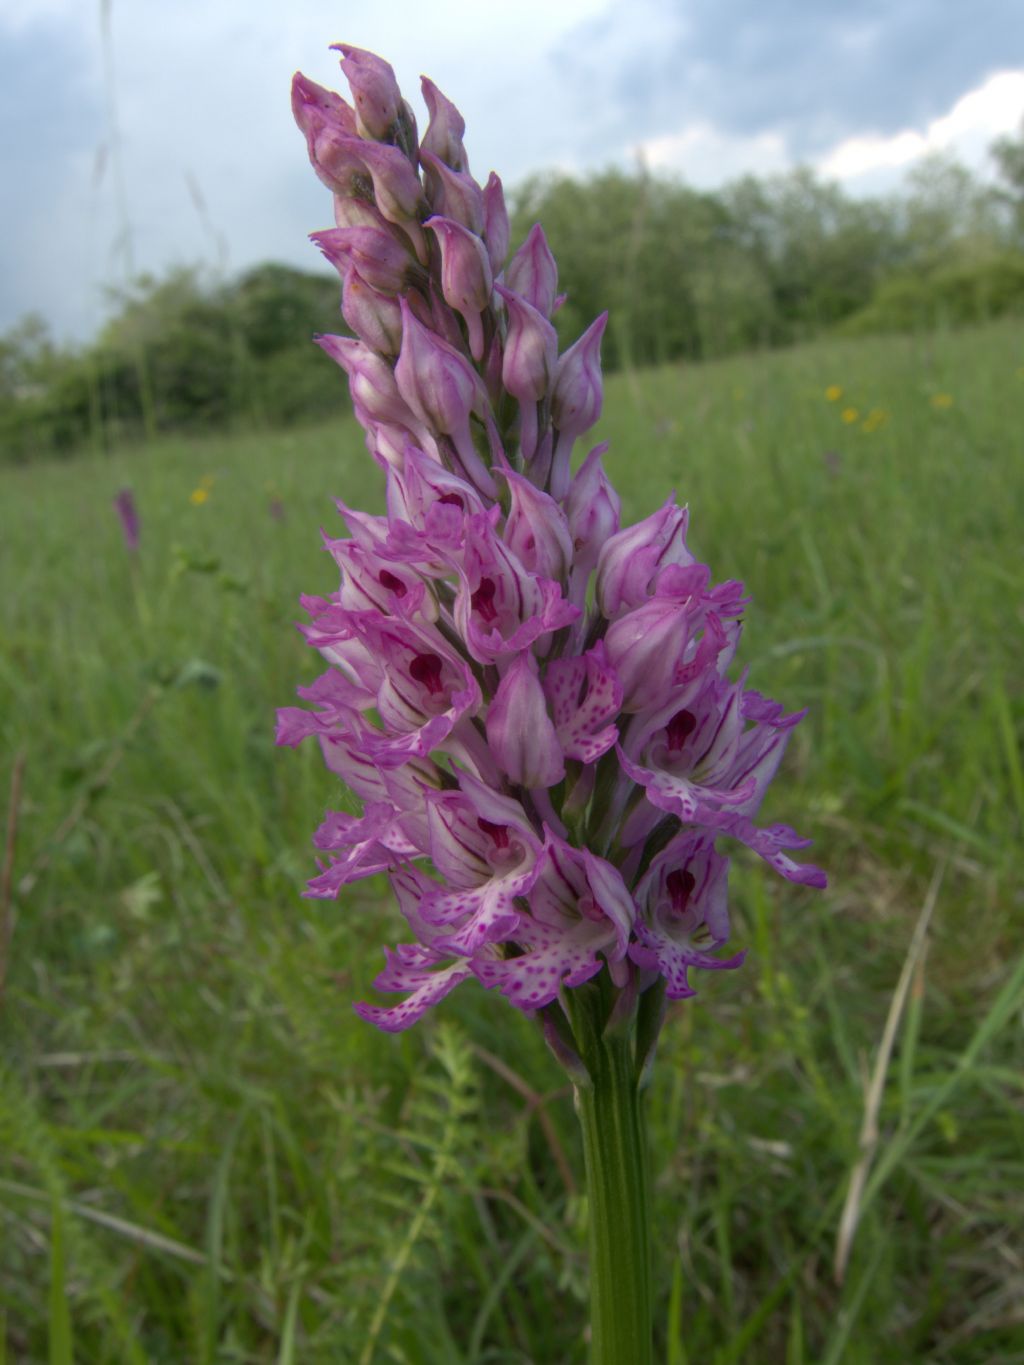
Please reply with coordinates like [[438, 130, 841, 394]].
[[819, 70, 1024, 183], [638, 125, 791, 187], [635, 69, 1024, 192], [555, 0, 1024, 164], [2, 0, 1023, 342], [0, 0, 603, 340], [0, 15, 105, 334]]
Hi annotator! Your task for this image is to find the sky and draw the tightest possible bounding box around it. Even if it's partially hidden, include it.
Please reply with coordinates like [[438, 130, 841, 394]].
[[2, 0, 1023, 344]]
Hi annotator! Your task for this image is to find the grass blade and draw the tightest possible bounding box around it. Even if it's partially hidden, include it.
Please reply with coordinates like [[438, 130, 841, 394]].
[[862, 950, 1024, 1212], [48, 1194, 72, 1365]]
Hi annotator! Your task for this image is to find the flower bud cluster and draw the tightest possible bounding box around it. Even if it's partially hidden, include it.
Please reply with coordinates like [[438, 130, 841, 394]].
[[280, 47, 826, 1031]]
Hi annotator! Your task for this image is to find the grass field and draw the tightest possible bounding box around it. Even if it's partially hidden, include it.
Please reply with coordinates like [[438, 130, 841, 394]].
[[2, 319, 1023, 1363]]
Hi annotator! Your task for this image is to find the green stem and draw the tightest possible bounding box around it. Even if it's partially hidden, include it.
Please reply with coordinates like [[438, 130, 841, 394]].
[[566, 981, 654, 1365]]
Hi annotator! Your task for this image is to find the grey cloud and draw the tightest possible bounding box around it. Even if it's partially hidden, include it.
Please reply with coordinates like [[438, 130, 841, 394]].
[[0, 6, 335, 340], [1, 18, 105, 332], [3, 0, 1021, 342], [556, 0, 1024, 160]]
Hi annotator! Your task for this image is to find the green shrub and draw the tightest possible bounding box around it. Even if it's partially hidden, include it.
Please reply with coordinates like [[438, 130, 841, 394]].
[[841, 253, 1024, 335]]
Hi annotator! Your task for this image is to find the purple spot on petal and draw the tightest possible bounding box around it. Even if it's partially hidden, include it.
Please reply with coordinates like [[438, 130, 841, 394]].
[[379, 570, 407, 597], [410, 653, 445, 695], [471, 577, 499, 623]]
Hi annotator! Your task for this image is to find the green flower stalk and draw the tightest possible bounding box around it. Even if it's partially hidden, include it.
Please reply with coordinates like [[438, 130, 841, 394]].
[[281, 43, 826, 1361]]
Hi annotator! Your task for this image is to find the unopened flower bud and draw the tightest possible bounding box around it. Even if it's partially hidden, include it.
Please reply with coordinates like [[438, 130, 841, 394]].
[[316, 335, 421, 431], [482, 173, 510, 276], [507, 224, 558, 317], [426, 216, 493, 360], [420, 150, 484, 234], [312, 226, 415, 296], [385, 442, 486, 529], [604, 597, 691, 713], [486, 653, 565, 787], [595, 500, 693, 617], [363, 417, 431, 470], [333, 44, 401, 140], [550, 312, 608, 499], [395, 298, 480, 431], [303, 121, 370, 198], [495, 282, 558, 461], [552, 313, 607, 435], [502, 469, 573, 581], [332, 196, 392, 232], [291, 72, 357, 141], [352, 139, 425, 228], [342, 267, 403, 356], [394, 299, 496, 496], [565, 442, 620, 574], [420, 76, 467, 171], [495, 285, 557, 403]]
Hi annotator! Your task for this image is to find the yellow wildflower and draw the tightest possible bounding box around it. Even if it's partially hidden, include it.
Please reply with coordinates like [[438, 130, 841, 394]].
[[861, 408, 888, 433], [189, 487, 209, 506], [840, 406, 859, 424], [930, 393, 954, 410], [825, 385, 842, 402]]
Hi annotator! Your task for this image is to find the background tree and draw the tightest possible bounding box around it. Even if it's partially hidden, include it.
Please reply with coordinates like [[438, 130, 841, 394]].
[[991, 116, 1024, 242]]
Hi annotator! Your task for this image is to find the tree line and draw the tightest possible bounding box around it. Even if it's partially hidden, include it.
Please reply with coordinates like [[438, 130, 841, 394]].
[[3, 129, 1023, 463]]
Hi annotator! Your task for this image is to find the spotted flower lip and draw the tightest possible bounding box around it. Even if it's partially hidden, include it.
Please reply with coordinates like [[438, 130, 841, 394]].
[[543, 644, 623, 764], [305, 801, 417, 900], [418, 775, 545, 955], [283, 46, 826, 1031], [474, 838, 635, 1009], [627, 831, 745, 1000], [452, 511, 579, 663], [351, 865, 475, 1032]]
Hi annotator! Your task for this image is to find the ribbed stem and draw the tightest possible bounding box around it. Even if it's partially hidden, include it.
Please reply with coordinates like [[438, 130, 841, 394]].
[[567, 983, 654, 1365]]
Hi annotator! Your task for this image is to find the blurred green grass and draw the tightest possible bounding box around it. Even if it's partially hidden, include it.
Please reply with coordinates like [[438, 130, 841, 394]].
[[1, 320, 1023, 1363]]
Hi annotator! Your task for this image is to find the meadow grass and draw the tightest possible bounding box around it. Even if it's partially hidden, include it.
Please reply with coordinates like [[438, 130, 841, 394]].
[[1, 320, 1023, 1363]]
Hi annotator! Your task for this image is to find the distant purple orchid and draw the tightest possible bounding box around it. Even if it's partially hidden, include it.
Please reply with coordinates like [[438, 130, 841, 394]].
[[113, 487, 140, 553], [280, 46, 826, 1036]]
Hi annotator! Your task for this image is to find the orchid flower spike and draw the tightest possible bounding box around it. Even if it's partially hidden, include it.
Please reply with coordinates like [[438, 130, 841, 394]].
[[282, 48, 826, 1039]]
